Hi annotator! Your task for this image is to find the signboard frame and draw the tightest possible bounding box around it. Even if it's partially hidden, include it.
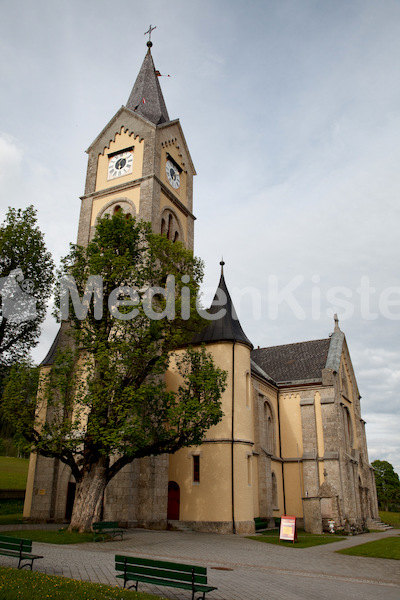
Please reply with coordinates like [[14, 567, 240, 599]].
[[279, 515, 297, 543]]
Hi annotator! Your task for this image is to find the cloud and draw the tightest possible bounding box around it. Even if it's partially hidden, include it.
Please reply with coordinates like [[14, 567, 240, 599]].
[[0, 134, 22, 193], [1, 0, 399, 473], [365, 412, 400, 474]]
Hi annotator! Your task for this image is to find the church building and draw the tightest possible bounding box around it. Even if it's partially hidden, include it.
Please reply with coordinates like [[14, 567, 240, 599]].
[[23, 42, 379, 534]]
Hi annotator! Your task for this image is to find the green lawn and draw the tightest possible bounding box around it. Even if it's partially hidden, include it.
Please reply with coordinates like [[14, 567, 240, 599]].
[[337, 535, 400, 560], [1, 529, 97, 545], [0, 566, 162, 600], [248, 529, 346, 548], [0, 514, 25, 525], [379, 510, 400, 528], [0, 456, 29, 489], [0, 499, 24, 525]]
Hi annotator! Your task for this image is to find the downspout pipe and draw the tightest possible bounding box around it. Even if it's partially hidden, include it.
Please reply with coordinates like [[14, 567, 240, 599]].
[[231, 342, 236, 534], [277, 389, 286, 514]]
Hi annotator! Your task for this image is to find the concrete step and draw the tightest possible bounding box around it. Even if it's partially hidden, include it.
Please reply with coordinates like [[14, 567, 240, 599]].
[[367, 518, 393, 531], [167, 520, 193, 532]]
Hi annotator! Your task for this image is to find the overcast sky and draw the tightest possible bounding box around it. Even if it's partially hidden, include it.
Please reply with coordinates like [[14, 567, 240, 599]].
[[1, 0, 399, 473]]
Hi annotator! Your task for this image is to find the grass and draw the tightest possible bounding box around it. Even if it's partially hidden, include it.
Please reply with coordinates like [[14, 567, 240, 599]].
[[247, 528, 346, 548], [0, 514, 25, 525], [337, 535, 400, 560], [0, 457, 29, 489], [379, 510, 400, 528], [0, 566, 162, 600], [0, 499, 25, 526], [0, 529, 97, 545], [0, 499, 24, 525]]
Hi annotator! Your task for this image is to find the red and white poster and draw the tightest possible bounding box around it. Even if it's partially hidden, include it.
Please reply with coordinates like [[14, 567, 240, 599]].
[[279, 515, 297, 543]]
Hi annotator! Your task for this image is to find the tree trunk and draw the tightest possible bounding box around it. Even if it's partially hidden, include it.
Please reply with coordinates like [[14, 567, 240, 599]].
[[68, 457, 107, 532]]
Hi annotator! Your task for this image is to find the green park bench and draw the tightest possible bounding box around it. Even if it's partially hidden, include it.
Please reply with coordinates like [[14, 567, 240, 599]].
[[92, 521, 124, 542], [115, 554, 218, 600], [0, 534, 43, 569]]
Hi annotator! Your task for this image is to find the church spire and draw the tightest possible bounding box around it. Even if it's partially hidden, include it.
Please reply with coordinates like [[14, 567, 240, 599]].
[[192, 262, 253, 349], [126, 41, 170, 125]]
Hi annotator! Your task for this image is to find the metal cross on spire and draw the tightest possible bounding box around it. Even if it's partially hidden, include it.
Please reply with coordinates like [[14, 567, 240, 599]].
[[144, 24, 157, 47]]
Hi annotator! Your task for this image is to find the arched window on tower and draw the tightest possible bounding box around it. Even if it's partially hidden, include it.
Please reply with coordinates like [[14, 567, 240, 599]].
[[167, 214, 173, 239], [160, 209, 181, 243], [113, 205, 122, 214]]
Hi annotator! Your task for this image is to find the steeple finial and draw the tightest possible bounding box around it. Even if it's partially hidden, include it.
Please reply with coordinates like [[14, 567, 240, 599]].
[[126, 35, 170, 125], [144, 24, 156, 47], [191, 263, 253, 349], [333, 313, 341, 333]]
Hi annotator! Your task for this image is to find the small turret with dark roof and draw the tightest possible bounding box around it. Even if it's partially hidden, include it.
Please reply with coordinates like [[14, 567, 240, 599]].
[[126, 43, 170, 125], [192, 262, 253, 349]]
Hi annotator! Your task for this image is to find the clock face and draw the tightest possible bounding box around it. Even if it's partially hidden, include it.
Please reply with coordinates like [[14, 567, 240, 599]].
[[166, 159, 180, 189], [108, 151, 133, 180]]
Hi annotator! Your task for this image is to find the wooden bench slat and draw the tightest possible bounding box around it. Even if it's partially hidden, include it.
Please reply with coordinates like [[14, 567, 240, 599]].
[[92, 521, 124, 542], [115, 555, 206, 574], [116, 563, 207, 584], [93, 521, 122, 530], [0, 535, 43, 570], [0, 536, 32, 549], [115, 555, 217, 599], [116, 573, 216, 592], [0, 541, 32, 553]]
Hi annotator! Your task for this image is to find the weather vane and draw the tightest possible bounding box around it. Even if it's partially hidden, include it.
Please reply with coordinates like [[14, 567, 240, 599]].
[[144, 24, 157, 47]]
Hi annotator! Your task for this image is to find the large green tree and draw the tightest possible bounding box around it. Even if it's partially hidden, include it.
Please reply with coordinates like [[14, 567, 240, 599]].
[[371, 460, 400, 511], [0, 206, 54, 366], [1, 361, 39, 456], [3, 213, 227, 531]]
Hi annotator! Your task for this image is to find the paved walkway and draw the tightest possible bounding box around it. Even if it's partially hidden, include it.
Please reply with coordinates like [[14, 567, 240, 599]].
[[0, 524, 399, 600]]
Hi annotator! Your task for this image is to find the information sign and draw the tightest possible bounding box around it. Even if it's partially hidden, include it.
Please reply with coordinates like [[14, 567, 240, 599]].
[[279, 515, 297, 543]]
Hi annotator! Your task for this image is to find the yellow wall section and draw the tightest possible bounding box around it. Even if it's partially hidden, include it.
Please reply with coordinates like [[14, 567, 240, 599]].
[[279, 392, 303, 458], [23, 452, 37, 518], [161, 146, 187, 204], [169, 444, 232, 521], [284, 463, 304, 516], [91, 187, 141, 226], [95, 128, 144, 192], [166, 342, 254, 524]]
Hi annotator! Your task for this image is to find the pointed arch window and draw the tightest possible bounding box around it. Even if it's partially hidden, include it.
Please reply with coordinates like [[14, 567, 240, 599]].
[[160, 209, 182, 243], [263, 400, 275, 455], [271, 472, 278, 508], [341, 368, 349, 398], [343, 406, 353, 449]]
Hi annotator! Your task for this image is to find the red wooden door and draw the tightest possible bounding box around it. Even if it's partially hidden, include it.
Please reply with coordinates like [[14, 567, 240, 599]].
[[167, 481, 180, 520]]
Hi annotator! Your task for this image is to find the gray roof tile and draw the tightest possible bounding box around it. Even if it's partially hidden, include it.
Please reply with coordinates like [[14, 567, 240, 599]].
[[126, 48, 169, 125], [192, 268, 253, 349], [251, 338, 331, 383]]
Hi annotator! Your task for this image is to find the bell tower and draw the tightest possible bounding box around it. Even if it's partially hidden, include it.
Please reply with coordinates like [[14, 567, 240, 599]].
[[77, 40, 196, 250], [23, 41, 196, 524]]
